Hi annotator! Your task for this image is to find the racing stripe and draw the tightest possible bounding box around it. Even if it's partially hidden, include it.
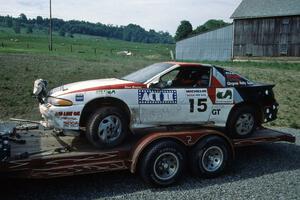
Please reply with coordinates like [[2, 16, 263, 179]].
[[213, 68, 226, 87], [63, 83, 146, 95], [233, 88, 244, 104]]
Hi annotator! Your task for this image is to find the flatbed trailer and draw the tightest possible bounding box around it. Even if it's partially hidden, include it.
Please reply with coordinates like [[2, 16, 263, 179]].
[[0, 123, 296, 186]]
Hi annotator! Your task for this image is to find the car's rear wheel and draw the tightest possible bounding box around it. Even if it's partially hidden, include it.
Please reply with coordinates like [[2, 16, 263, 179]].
[[86, 107, 128, 148], [227, 105, 257, 138]]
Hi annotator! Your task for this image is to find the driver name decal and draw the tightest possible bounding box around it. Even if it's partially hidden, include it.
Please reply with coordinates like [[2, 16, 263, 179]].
[[138, 90, 177, 104]]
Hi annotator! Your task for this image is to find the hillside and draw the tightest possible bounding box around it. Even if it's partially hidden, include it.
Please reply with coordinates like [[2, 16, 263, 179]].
[[0, 27, 174, 60], [0, 14, 174, 44]]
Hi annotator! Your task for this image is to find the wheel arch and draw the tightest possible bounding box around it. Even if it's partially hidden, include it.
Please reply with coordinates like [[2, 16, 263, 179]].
[[227, 101, 263, 126], [79, 97, 131, 128]]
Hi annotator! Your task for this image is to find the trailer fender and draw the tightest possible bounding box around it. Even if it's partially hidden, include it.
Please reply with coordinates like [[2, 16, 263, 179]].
[[129, 129, 234, 173]]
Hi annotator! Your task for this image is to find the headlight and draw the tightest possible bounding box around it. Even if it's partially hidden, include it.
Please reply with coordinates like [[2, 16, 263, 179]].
[[47, 97, 73, 106]]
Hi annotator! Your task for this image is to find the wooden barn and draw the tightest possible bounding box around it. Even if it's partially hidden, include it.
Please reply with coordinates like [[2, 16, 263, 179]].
[[231, 0, 300, 58]]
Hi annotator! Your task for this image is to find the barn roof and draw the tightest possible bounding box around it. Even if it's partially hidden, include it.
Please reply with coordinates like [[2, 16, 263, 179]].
[[231, 0, 300, 19]]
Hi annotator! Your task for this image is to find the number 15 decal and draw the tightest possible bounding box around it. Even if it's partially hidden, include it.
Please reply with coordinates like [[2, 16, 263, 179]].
[[189, 99, 207, 112]]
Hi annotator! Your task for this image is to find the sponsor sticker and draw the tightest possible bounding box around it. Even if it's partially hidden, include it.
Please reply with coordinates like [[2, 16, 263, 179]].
[[138, 89, 177, 104], [186, 89, 208, 98], [216, 88, 233, 104], [63, 120, 79, 128], [56, 111, 81, 117], [96, 90, 116, 95], [75, 94, 84, 102], [225, 71, 253, 86]]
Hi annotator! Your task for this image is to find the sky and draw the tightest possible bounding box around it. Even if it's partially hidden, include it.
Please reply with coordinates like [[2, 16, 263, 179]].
[[0, 0, 242, 35]]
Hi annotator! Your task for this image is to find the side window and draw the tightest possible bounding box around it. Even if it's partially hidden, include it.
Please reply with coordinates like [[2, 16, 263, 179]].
[[160, 69, 180, 87], [165, 67, 210, 88]]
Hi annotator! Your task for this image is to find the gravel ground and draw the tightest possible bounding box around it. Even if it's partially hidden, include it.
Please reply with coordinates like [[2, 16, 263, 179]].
[[2, 128, 300, 200]]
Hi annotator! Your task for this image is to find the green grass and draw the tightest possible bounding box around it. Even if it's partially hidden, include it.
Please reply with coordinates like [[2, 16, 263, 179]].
[[0, 27, 174, 61], [0, 27, 299, 128]]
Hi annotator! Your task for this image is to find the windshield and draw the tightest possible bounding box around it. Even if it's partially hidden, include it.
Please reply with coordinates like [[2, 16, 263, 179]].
[[122, 63, 174, 83]]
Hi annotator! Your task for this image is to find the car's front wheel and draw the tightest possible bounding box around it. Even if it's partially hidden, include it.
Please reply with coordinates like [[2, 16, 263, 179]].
[[227, 105, 257, 138], [86, 107, 128, 148]]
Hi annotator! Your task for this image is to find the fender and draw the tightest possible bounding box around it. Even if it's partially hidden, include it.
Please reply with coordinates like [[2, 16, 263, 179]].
[[79, 96, 132, 128], [129, 129, 234, 173]]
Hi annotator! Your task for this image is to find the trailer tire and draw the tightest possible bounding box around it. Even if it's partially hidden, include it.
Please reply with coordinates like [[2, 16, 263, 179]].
[[139, 140, 186, 187], [86, 106, 128, 148], [189, 136, 231, 178]]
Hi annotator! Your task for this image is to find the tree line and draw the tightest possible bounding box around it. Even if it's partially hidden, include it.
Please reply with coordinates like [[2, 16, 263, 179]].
[[0, 14, 174, 44], [174, 19, 231, 41]]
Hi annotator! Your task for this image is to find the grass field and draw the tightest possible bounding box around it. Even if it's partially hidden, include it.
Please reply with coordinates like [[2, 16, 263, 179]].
[[0, 27, 299, 128]]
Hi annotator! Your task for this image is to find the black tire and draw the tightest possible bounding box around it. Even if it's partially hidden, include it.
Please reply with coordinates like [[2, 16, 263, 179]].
[[227, 105, 257, 138], [86, 106, 129, 148], [139, 140, 186, 187], [189, 136, 232, 178]]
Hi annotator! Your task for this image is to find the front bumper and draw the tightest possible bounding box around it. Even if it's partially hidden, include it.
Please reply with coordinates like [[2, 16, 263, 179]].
[[39, 103, 84, 130]]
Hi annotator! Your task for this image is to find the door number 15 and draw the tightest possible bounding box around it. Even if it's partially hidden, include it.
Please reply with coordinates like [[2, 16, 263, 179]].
[[189, 99, 207, 113]]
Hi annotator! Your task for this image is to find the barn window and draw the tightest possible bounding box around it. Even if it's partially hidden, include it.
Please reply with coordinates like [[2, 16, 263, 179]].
[[280, 44, 288, 55], [282, 19, 290, 25]]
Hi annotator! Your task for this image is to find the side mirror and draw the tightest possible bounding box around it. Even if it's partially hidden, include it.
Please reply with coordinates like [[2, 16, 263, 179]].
[[149, 82, 161, 89]]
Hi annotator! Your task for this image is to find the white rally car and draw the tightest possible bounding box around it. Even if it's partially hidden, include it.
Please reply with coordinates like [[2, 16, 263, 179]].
[[33, 62, 278, 148]]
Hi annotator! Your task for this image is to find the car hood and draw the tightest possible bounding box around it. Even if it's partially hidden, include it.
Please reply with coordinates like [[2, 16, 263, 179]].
[[49, 78, 145, 97]]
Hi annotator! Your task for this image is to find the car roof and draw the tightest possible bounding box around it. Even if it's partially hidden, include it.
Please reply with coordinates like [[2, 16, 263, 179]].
[[164, 61, 212, 68]]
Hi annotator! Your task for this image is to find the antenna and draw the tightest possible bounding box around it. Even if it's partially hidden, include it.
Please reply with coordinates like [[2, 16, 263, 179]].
[[49, 0, 53, 51]]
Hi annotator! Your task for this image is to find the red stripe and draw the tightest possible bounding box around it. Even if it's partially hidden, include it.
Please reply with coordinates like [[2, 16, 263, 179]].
[[226, 74, 241, 79], [64, 83, 146, 95], [207, 88, 216, 103], [211, 76, 223, 87]]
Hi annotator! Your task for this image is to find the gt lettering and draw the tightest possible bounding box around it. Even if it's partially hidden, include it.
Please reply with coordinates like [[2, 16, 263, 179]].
[[189, 99, 207, 113], [212, 109, 221, 115]]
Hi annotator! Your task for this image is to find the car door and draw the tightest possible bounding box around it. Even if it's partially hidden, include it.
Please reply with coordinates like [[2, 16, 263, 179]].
[[181, 67, 213, 124], [139, 66, 213, 125]]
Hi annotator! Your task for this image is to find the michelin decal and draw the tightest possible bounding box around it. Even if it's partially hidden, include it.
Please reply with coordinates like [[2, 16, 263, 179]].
[[186, 89, 208, 98]]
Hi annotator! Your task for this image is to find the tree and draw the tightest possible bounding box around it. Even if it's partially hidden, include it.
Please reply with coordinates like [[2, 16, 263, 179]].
[[192, 19, 230, 35], [5, 16, 13, 27], [59, 27, 66, 37], [13, 23, 21, 34], [175, 20, 193, 41], [26, 25, 33, 34], [19, 13, 27, 23], [36, 16, 43, 25]]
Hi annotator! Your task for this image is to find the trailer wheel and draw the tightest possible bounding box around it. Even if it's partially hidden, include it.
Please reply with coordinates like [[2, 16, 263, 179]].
[[227, 105, 257, 138], [86, 107, 128, 148], [189, 136, 232, 178], [139, 140, 186, 187]]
